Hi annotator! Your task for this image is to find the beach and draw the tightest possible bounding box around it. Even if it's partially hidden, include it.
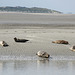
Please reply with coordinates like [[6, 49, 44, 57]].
[[0, 12, 75, 75], [0, 12, 75, 58]]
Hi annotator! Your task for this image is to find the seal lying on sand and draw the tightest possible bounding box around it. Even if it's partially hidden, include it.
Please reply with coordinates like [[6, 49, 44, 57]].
[[52, 40, 69, 44], [0, 41, 9, 47], [14, 37, 29, 43], [36, 51, 50, 58], [70, 46, 75, 51]]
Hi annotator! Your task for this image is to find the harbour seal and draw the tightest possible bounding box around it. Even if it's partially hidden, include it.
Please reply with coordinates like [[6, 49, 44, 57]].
[[52, 40, 69, 44], [70, 45, 75, 51], [0, 41, 9, 47], [14, 37, 29, 43], [36, 51, 50, 58]]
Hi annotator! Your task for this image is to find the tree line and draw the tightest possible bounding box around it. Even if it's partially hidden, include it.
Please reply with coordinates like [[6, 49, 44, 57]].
[[0, 6, 62, 13]]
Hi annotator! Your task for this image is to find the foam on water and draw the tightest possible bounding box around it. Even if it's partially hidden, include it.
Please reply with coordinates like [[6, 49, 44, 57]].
[[0, 55, 75, 61], [51, 56, 75, 60]]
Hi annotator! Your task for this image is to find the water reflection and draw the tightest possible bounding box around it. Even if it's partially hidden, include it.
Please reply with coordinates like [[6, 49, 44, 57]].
[[37, 59, 49, 69], [0, 60, 75, 75]]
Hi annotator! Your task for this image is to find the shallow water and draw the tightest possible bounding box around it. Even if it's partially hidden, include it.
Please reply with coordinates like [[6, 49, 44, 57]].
[[0, 59, 75, 75]]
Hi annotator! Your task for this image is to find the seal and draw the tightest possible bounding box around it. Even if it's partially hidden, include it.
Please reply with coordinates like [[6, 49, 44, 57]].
[[36, 51, 50, 58], [14, 37, 29, 43], [0, 41, 9, 47], [70, 45, 75, 51], [52, 40, 69, 44]]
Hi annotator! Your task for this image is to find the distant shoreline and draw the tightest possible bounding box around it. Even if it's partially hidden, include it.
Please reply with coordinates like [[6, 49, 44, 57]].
[[0, 11, 62, 15], [0, 11, 74, 15]]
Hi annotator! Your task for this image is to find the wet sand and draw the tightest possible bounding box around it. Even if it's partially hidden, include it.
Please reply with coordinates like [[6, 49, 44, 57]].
[[0, 12, 75, 60]]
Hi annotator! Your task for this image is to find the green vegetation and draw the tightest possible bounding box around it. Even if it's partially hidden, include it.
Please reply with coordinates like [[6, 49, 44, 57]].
[[0, 6, 62, 13]]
